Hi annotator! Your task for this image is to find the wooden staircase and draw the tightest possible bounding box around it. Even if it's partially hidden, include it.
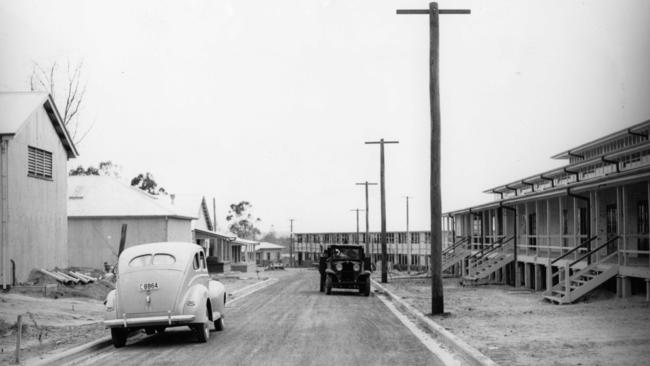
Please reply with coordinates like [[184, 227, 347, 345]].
[[461, 236, 514, 285], [544, 236, 619, 304], [442, 237, 470, 273]]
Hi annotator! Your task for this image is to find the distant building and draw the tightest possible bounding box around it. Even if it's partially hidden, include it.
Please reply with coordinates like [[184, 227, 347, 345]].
[[0, 92, 78, 286], [293, 230, 451, 269], [67, 176, 194, 269], [256, 242, 284, 266], [167, 195, 256, 272]]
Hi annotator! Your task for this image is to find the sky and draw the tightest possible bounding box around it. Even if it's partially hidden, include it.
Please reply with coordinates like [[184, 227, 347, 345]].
[[1, 0, 649, 234]]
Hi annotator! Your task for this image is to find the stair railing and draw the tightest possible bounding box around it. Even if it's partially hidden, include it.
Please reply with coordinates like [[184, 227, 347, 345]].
[[442, 236, 468, 257], [550, 235, 598, 265], [467, 236, 513, 275], [547, 236, 597, 294], [568, 236, 619, 268], [550, 236, 619, 299]]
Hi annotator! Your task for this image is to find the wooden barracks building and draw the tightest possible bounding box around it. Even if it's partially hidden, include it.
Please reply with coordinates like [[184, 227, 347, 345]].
[[296, 120, 650, 303]]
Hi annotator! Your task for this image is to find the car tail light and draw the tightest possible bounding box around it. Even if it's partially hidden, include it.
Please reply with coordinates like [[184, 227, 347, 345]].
[[186, 300, 196, 307]]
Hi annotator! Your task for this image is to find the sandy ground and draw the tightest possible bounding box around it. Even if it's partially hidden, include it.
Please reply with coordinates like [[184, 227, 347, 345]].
[[381, 276, 650, 366], [0, 271, 265, 365]]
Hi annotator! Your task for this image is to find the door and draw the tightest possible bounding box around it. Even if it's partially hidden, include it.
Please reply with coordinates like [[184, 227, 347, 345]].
[[528, 213, 537, 251], [638, 201, 649, 259]]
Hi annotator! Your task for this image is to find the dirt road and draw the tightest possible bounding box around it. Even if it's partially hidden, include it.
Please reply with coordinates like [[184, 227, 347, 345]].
[[66, 269, 444, 366]]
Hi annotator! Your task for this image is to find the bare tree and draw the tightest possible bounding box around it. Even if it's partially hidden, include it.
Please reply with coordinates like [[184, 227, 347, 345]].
[[30, 60, 92, 145]]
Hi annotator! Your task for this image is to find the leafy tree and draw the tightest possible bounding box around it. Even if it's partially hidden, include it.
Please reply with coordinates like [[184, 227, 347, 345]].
[[226, 201, 261, 240], [98, 161, 121, 177], [69, 160, 120, 177], [69, 165, 99, 176], [260, 229, 290, 246], [130, 172, 166, 195]]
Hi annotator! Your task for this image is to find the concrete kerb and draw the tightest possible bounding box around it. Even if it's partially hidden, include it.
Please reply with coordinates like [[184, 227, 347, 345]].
[[371, 279, 499, 366], [25, 276, 278, 366]]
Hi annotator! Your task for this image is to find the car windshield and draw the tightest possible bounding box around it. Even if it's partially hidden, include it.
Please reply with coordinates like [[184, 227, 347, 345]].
[[333, 248, 360, 260]]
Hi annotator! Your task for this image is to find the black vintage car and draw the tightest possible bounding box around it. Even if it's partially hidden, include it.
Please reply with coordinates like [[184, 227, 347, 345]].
[[319, 245, 372, 296]]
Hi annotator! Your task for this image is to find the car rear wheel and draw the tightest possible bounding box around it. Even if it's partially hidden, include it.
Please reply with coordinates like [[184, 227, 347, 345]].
[[111, 328, 128, 348], [214, 316, 225, 331], [192, 321, 210, 343], [325, 275, 333, 295]]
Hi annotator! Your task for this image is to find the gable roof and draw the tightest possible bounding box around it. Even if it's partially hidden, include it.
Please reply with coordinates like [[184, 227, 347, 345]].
[[256, 242, 284, 251], [165, 194, 214, 230], [68, 176, 195, 219], [0, 92, 78, 158], [551, 119, 650, 160]]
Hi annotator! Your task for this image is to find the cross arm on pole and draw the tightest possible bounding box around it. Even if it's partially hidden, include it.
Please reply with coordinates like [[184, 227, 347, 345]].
[[396, 9, 470, 15], [356, 182, 378, 186], [365, 141, 399, 144]]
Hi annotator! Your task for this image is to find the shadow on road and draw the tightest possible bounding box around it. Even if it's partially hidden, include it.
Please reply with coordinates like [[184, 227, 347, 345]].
[[124, 328, 225, 348]]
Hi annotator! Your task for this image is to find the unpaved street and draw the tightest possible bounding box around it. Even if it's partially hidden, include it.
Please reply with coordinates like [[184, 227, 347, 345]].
[[66, 269, 443, 366]]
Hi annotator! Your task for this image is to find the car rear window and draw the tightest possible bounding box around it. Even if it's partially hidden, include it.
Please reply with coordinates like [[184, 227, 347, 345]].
[[129, 254, 152, 267], [152, 254, 175, 265]]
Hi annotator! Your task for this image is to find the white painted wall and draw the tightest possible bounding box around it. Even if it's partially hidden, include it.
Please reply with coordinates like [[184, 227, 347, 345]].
[[68, 216, 192, 269]]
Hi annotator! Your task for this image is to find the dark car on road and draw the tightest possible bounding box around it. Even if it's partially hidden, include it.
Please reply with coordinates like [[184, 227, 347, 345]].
[[319, 244, 372, 296]]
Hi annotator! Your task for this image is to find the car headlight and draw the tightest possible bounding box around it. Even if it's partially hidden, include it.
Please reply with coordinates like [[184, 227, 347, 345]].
[[335, 263, 343, 271], [353, 263, 360, 271]]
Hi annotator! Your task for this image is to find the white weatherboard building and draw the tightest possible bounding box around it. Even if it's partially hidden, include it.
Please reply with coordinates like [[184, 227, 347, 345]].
[[0, 92, 78, 286]]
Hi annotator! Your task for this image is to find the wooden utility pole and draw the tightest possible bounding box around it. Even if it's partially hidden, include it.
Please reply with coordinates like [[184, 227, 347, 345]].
[[350, 209, 364, 244], [404, 196, 412, 274], [289, 219, 295, 267], [365, 139, 399, 283], [397, 2, 470, 314], [356, 181, 378, 257]]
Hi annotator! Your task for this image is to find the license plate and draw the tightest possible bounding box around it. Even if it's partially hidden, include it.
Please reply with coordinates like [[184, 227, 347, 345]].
[[139, 282, 159, 291]]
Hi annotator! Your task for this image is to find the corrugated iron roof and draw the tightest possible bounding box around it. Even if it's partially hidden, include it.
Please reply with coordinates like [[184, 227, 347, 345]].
[[68, 176, 195, 219], [255, 242, 284, 251]]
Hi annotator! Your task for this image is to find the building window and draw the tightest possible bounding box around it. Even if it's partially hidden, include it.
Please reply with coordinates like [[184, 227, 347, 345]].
[[28, 146, 53, 179]]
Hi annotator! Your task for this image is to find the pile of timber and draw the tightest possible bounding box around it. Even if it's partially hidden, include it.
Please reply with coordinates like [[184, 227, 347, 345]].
[[38, 269, 98, 285]]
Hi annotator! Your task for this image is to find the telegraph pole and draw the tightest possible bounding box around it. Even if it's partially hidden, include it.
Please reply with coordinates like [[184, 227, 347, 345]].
[[397, 2, 470, 314], [404, 196, 412, 274], [356, 181, 377, 258], [365, 138, 399, 283], [289, 219, 295, 267], [350, 209, 364, 244]]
